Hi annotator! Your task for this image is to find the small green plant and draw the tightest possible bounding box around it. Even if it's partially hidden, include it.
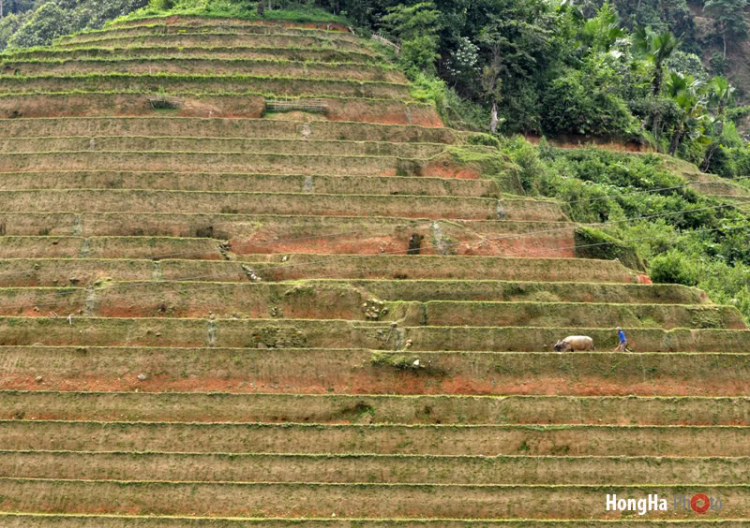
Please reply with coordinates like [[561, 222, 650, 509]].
[[466, 133, 500, 148], [147, 86, 180, 109], [650, 250, 699, 286], [371, 352, 423, 370], [150, 0, 175, 10]]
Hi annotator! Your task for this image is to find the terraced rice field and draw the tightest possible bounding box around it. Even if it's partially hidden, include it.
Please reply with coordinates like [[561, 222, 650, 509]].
[[0, 13, 747, 526]]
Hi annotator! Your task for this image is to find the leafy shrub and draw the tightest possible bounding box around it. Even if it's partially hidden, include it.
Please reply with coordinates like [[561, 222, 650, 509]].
[[4, 0, 148, 51], [650, 250, 698, 286], [399, 35, 439, 76], [718, 144, 750, 177], [504, 135, 546, 194], [150, 0, 175, 9], [409, 73, 446, 109], [466, 133, 500, 148], [371, 352, 423, 370], [706, 145, 737, 178], [574, 227, 646, 271], [7, 3, 72, 49], [0, 13, 27, 52], [541, 63, 636, 137]]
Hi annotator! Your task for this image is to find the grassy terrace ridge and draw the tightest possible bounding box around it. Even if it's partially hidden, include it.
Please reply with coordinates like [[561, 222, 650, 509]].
[[3, 347, 750, 396], [0, 190, 560, 222], [0, 137, 447, 158], [107, 12, 350, 28], [0, 74, 413, 99], [0, 288, 736, 328], [2, 46, 382, 64], [0, 151, 460, 178], [0, 450, 748, 485], [0, 317, 747, 351], [4, 420, 750, 456], [0, 287, 739, 329], [0, 118, 461, 143], [0, 93, 442, 125], [0, 172, 494, 197], [1, 518, 750, 528], [0, 90, 426, 104], [0, 58, 407, 83], [0, 479, 748, 518], [0, 212, 563, 232], [55, 26, 363, 47], [0, 279, 705, 304], [3, 390, 750, 425], [56, 24, 364, 45], [0, 236, 223, 260], [417, 300, 745, 329], [51, 34, 384, 55], [678, 170, 750, 196], [0, 219, 574, 256], [0, 256, 639, 284]]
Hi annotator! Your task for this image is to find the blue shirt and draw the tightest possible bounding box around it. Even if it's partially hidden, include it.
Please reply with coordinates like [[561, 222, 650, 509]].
[[618, 330, 627, 343]]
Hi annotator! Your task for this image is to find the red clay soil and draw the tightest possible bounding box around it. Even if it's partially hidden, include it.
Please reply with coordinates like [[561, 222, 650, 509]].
[[423, 161, 481, 180], [525, 134, 652, 153], [4, 373, 748, 397], [226, 234, 576, 258], [328, 108, 444, 128]]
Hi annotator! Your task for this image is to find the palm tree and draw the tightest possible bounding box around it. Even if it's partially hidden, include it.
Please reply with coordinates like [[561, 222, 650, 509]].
[[665, 72, 707, 156], [633, 28, 682, 97], [708, 75, 735, 116], [701, 76, 735, 171], [633, 28, 683, 144], [579, 2, 626, 53]]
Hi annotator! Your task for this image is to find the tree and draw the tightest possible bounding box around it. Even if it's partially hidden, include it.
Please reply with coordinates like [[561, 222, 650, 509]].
[[0, 11, 24, 51], [701, 75, 735, 170], [664, 71, 706, 155], [579, 2, 627, 53], [4, 0, 146, 50], [475, 3, 554, 132], [6, 2, 71, 49], [703, 0, 748, 60], [542, 57, 635, 137], [632, 27, 682, 143], [381, 2, 441, 41], [381, 2, 442, 74], [633, 27, 682, 96]]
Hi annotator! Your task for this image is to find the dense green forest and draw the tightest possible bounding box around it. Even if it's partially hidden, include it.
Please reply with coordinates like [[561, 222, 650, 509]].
[[2, 0, 749, 318], [69, 0, 748, 172], [0, 0, 148, 51]]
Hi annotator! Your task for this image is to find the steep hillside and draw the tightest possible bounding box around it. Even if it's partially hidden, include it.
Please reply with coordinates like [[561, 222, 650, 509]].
[[0, 11, 749, 525]]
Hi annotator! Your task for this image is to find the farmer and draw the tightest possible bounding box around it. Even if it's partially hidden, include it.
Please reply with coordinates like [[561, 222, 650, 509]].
[[614, 326, 629, 352]]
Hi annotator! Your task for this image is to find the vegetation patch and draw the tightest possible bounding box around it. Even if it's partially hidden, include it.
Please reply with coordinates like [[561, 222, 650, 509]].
[[574, 227, 645, 272]]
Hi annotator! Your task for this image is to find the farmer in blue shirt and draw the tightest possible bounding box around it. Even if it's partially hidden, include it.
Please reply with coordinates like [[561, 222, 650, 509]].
[[614, 326, 629, 352]]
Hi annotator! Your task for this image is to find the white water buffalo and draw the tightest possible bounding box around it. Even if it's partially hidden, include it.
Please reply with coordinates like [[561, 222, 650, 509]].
[[554, 336, 595, 352]]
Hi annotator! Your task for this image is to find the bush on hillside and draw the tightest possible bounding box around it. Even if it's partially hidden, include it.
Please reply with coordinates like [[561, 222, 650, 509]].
[[542, 65, 636, 137], [3, 0, 149, 51], [0, 13, 27, 51], [650, 250, 699, 286], [504, 135, 546, 194], [150, 0, 175, 9], [466, 133, 501, 148], [6, 3, 71, 49], [574, 227, 646, 271]]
